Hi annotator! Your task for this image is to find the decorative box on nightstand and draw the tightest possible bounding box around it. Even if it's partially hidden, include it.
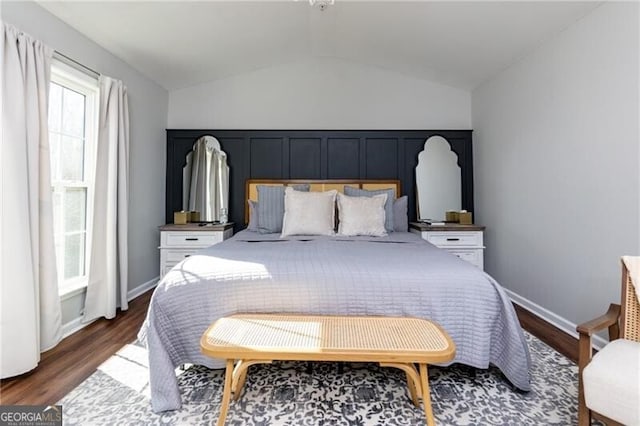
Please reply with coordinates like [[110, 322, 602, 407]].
[[410, 222, 486, 270], [159, 223, 234, 279]]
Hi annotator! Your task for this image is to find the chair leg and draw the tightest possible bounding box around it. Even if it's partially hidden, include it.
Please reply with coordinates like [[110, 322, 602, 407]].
[[578, 366, 590, 426], [577, 399, 590, 426], [577, 333, 592, 426]]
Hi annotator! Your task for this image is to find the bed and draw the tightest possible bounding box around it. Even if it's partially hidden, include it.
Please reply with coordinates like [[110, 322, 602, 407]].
[[139, 179, 531, 413]]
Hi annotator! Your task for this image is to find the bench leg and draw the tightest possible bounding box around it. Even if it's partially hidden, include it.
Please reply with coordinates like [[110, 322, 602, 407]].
[[406, 371, 420, 407], [217, 359, 235, 426], [379, 362, 421, 407], [231, 360, 246, 400], [419, 363, 435, 426], [231, 359, 273, 401]]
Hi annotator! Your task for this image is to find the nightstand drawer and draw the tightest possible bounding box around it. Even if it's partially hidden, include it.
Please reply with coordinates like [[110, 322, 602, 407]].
[[410, 223, 485, 270], [425, 231, 483, 248], [164, 231, 223, 248], [159, 223, 234, 279], [447, 248, 484, 269], [165, 249, 198, 263]]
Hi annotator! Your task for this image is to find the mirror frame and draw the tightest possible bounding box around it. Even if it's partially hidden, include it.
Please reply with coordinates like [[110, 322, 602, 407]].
[[182, 135, 229, 222], [418, 133, 474, 214], [416, 136, 462, 220]]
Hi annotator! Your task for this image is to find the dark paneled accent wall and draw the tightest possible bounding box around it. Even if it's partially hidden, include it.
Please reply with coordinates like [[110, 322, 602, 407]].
[[166, 130, 473, 231]]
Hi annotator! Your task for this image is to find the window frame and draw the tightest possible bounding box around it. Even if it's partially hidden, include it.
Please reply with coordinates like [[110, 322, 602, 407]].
[[49, 60, 99, 298]]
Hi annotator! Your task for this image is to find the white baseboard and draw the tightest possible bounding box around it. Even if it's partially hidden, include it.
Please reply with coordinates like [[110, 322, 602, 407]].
[[127, 276, 159, 301], [61, 316, 95, 339], [60, 276, 159, 339], [505, 288, 607, 350]]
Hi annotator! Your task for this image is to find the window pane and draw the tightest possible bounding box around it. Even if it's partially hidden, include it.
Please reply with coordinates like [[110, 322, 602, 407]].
[[48, 65, 97, 291], [61, 136, 85, 180], [64, 233, 85, 279], [64, 188, 86, 233], [49, 83, 62, 133], [61, 88, 85, 138], [49, 133, 60, 181]]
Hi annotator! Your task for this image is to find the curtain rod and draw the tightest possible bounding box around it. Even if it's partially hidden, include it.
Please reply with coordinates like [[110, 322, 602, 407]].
[[53, 51, 100, 78]]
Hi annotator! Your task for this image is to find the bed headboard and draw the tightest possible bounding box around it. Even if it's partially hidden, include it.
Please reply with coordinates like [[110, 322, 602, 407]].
[[166, 129, 473, 232], [245, 179, 401, 224]]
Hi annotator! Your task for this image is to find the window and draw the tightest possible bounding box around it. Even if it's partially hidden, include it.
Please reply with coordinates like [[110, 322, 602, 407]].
[[48, 60, 98, 296]]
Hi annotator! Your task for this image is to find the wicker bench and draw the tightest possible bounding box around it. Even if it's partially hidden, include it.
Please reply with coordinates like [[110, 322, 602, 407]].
[[200, 314, 456, 426]]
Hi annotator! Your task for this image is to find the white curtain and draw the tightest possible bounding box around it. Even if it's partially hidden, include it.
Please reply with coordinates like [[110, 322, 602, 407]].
[[83, 76, 129, 321], [0, 22, 62, 378], [187, 136, 229, 222]]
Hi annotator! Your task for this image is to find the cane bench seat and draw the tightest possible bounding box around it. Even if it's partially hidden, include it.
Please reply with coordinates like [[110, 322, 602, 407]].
[[201, 314, 456, 426]]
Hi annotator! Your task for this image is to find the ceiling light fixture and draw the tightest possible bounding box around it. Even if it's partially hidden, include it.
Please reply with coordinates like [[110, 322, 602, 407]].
[[309, 0, 334, 11]]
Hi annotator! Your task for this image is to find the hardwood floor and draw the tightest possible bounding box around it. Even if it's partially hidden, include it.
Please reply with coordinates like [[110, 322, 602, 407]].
[[0, 290, 578, 406], [0, 289, 152, 406]]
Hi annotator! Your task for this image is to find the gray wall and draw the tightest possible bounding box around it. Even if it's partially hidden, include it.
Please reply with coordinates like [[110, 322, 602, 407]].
[[168, 57, 471, 129], [2, 1, 168, 326], [472, 2, 639, 335]]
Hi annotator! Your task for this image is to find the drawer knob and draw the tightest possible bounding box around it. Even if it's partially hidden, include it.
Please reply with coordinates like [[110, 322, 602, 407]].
[[446, 238, 460, 241], [185, 237, 199, 241], [184, 255, 191, 258]]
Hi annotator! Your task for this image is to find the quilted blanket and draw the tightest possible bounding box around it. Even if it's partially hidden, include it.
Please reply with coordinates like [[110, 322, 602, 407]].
[[138, 231, 531, 412]]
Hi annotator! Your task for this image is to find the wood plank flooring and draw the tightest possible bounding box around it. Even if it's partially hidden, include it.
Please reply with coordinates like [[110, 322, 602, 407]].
[[0, 290, 152, 406], [0, 290, 578, 406]]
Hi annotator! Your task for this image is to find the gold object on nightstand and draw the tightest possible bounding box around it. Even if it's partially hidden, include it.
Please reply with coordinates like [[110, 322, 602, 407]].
[[188, 211, 200, 222], [445, 211, 459, 223], [174, 211, 188, 225], [458, 211, 473, 225]]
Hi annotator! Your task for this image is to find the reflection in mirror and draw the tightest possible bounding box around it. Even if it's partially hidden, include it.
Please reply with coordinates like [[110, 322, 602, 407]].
[[183, 135, 229, 222], [416, 136, 461, 221]]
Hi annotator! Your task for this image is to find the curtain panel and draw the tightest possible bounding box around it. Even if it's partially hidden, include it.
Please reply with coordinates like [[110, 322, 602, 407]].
[[83, 76, 129, 322], [0, 22, 62, 378]]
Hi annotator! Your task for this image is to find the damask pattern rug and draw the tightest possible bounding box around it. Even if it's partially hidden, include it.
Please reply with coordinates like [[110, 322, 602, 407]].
[[59, 333, 580, 425]]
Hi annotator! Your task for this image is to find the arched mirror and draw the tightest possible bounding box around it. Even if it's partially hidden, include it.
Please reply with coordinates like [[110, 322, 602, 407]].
[[183, 135, 230, 222], [416, 136, 461, 221]]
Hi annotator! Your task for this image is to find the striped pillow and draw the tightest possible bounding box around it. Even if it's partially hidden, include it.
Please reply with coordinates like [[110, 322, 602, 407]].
[[257, 184, 310, 234], [393, 196, 408, 232], [247, 199, 258, 231]]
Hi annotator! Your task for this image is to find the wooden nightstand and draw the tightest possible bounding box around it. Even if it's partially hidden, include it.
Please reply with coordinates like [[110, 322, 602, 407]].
[[159, 223, 234, 279], [410, 222, 486, 270]]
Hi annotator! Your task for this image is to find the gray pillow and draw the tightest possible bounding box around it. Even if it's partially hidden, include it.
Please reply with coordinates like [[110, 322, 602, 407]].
[[257, 184, 310, 234], [247, 200, 258, 231], [393, 196, 408, 232], [344, 186, 395, 232]]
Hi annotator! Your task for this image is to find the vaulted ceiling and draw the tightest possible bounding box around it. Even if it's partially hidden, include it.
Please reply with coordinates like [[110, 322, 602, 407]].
[[37, 1, 600, 91]]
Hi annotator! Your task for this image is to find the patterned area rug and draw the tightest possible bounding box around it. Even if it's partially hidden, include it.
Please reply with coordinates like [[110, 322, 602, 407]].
[[59, 333, 579, 425]]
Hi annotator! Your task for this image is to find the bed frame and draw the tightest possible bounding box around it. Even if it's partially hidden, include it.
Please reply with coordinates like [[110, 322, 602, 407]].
[[245, 179, 401, 224], [166, 129, 474, 231]]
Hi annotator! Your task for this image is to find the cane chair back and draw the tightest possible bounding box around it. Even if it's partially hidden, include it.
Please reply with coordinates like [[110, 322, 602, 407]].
[[621, 259, 640, 342]]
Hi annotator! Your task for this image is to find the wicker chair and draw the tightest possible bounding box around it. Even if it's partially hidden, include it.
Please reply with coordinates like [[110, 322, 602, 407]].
[[577, 257, 640, 426]]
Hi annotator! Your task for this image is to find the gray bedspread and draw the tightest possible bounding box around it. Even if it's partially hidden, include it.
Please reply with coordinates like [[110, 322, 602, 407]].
[[138, 230, 531, 412]]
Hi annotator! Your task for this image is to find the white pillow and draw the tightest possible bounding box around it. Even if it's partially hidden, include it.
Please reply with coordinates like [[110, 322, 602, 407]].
[[281, 188, 337, 237], [337, 193, 388, 237]]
